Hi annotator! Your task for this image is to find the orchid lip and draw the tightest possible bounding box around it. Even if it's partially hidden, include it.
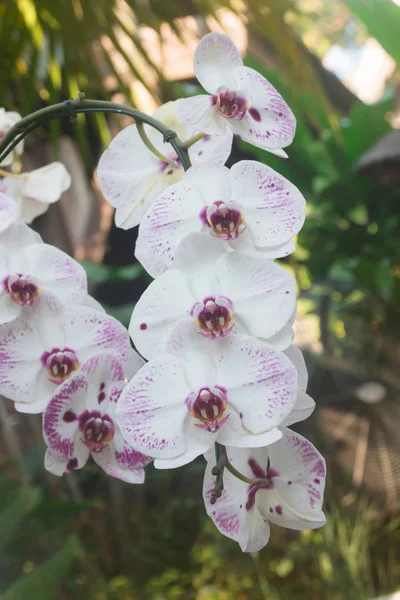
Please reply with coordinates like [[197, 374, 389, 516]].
[[186, 386, 229, 432], [41, 347, 80, 384], [213, 88, 249, 121], [200, 200, 246, 240], [191, 296, 234, 339], [79, 410, 115, 451], [5, 273, 41, 306]]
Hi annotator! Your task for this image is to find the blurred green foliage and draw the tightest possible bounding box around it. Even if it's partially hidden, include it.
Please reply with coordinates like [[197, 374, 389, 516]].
[[1, 467, 400, 599]]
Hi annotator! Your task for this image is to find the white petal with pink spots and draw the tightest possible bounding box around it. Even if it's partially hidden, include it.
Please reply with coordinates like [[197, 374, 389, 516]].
[[203, 428, 326, 551]]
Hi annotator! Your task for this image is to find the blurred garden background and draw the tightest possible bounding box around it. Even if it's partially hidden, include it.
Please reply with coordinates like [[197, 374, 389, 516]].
[[1, 0, 400, 598]]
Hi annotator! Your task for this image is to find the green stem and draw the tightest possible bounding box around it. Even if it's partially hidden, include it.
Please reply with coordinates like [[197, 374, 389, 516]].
[[225, 456, 261, 485], [211, 443, 263, 504], [136, 121, 171, 164], [0, 96, 192, 172], [181, 132, 206, 150]]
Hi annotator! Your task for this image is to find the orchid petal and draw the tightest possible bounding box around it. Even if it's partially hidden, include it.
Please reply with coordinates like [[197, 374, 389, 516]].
[[129, 269, 194, 360], [216, 252, 296, 339], [215, 336, 297, 434], [203, 446, 271, 552], [230, 160, 305, 248], [0, 193, 17, 232], [117, 356, 190, 459], [282, 346, 315, 426], [193, 32, 243, 94], [233, 66, 296, 151], [257, 428, 326, 529]]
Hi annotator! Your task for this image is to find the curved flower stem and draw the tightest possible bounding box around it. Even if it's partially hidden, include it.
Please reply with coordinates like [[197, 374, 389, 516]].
[[136, 121, 172, 164], [181, 132, 206, 150], [211, 443, 263, 504], [0, 96, 192, 172], [225, 457, 261, 485]]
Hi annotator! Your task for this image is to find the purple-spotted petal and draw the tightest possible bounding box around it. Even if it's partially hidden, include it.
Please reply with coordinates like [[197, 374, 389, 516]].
[[129, 269, 194, 360], [188, 129, 233, 167], [0, 301, 130, 412], [92, 429, 150, 483], [117, 356, 191, 459], [215, 336, 297, 434], [230, 160, 305, 248], [0, 193, 17, 233], [45, 445, 89, 476], [216, 252, 296, 340], [135, 235, 167, 279], [139, 163, 230, 269], [256, 428, 326, 529], [282, 346, 315, 426], [233, 66, 295, 152], [193, 32, 243, 94], [154, 422, 212, 469], [203, 446, 271, 552], [0, 242, 87, 319], [97, 123, 179, 229], [43, 371, 89, 457]]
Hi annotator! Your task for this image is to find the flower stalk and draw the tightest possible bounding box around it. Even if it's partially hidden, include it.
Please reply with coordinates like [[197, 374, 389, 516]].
[[0, 96, 192, 172], [211, 442, 264, 503]]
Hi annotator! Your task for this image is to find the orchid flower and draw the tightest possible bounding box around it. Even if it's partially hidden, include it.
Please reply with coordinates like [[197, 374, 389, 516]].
[[203, 428, 326, 551], [97, 101, 233, 229], [0, 240, 87, 325], [0, 298, 131, 413], [117, 319, 298, 469], [0, 162, 71, 224], [44, 352, 151, 482], [139, 161, 305, 271], [130, 233, 295, 359], [176, 33, 295, 156]]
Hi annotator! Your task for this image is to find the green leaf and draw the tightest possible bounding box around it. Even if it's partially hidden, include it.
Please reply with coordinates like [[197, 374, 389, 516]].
[[343, 0, 400, 64], [0, 536, 82, 600], [341, 98, 393, 162], [81, 261, 143, 283], [0, 487, 42, 551]]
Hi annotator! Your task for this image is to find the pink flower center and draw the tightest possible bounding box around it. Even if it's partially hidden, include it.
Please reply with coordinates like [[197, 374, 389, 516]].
[[191, 296, 234, 339], [6, 273, 41, 306], [213, 89, 248, 120], [186, 386, 229, 433], [202, 201, 246, 240], [41, 347, 80, 384], [79, 410, 115, 451]]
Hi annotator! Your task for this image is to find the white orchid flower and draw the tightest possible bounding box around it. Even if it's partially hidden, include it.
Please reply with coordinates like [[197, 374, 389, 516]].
[[176, 33, 295, 157]]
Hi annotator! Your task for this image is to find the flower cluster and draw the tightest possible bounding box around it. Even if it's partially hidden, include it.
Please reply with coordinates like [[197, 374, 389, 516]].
[[0, 32, 325, 552]]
